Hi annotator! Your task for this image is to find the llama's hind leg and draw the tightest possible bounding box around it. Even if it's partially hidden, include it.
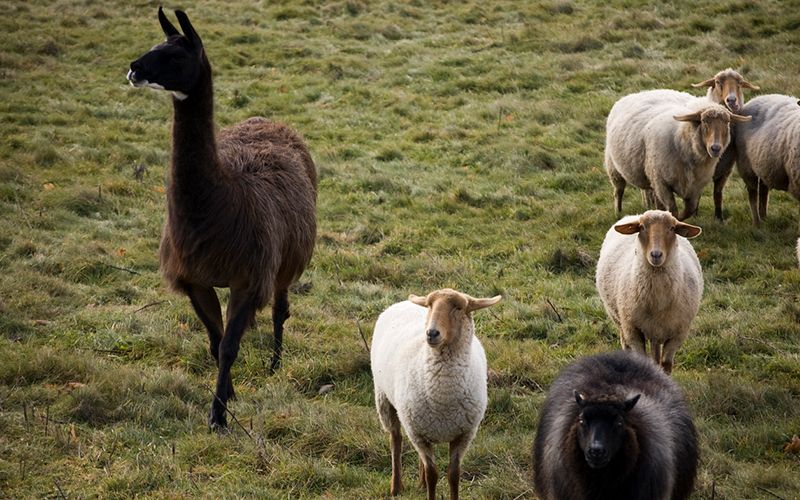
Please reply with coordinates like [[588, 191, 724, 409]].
[[270, 288, 290, 372], [184, 284, 235, 400], [209, 288, 255, 430]]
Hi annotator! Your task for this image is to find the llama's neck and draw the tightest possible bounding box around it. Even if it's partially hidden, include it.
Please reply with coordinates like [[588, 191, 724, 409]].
[[168, 57, 223, 213]]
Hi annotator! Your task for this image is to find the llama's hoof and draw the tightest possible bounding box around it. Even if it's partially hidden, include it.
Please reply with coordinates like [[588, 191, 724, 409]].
[[208, 408, 228, 432]]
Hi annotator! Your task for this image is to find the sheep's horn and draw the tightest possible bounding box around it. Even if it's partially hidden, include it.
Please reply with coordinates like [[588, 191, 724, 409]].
[[158, 6, 180, 38], [690, 77, 715, 88]]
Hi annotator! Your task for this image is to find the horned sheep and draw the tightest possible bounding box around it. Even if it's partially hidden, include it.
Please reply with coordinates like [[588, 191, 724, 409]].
[[595, 211, 703, 374], [370, 289, 501, 500], [532, 350, 698, 500], [127, 8, 317, 429], [604, 91, 750, 220]]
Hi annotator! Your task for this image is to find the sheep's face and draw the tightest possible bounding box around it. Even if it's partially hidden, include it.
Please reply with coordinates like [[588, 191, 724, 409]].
[[128, 8, 205, 99], [673, 107, 751, 158], [574, 391, 640, 469], [614, 210, 701, 268], [409, 289, 501, 348], [691, 68, 759, 113]]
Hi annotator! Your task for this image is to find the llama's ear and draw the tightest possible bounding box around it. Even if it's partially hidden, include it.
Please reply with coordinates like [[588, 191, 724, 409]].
[[574, 390, 587, 408], [174, 10, 203, 47], [158, 6, 180, 38], [624, 394, 641, 412]]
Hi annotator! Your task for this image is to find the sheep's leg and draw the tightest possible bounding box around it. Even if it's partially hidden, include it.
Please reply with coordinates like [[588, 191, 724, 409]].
[[660, 336, 685, 374], [650, 339, 662, 366], [448, 435, 468, 500], [184, 284, 235, 400], [741, 171, 762, 224], [608, 166, 626, 214], [414, 442, 438, 500], [653, 182, 678, 218], [642, 189, 656, 210], [757, 179, 769, 220], [622, 326, 647, 356], [376, 393, 404, 496], [678, 195, 699, 221], [418, 459, 426, 488], [713, 147, 736, 222], [209, 289, 255, 430], [270, 288, 290, 372]]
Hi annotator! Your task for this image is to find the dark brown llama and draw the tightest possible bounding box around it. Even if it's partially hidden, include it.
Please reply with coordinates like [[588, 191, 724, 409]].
[[127, 8, 317, 429]]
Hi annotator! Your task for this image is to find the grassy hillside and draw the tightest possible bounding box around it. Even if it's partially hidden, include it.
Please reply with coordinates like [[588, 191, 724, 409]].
[[1, 0, 799, 497]]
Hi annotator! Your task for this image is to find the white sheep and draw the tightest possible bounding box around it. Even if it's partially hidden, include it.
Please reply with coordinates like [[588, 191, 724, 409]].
[[596, 210, 703, 374], [725, 94, 800, 224], [605, 92, 750, 220], [370, 288, 501, 500], [689, 68, 760, 221]]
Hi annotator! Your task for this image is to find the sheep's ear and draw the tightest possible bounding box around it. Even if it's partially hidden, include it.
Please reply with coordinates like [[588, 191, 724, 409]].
[[675, 221, 702, 239], [175, 10, 203, 47], [623, 394, 641, 412], [614, 222, 641, 235], [740, 78, 760, 90], [730, 113, 752, 123], [467, 295, 502, 312], [158, 6, 180, 38], [574, 390, 586, 408], [673, 111, 703, 123], [690, 77, 715, 88], [409, 294, 427, 307]]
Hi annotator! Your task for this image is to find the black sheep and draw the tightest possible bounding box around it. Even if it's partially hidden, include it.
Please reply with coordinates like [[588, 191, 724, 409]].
[[532, 350, 697, 500]]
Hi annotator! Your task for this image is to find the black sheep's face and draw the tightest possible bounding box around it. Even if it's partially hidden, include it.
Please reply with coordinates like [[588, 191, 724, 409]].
[[574, 391, 640, 469], [127, 8, 204, 99]]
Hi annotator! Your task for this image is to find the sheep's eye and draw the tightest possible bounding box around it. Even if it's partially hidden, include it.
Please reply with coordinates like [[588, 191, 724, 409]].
[[579, 418, 587, 427], [616, 418, 624, 427]]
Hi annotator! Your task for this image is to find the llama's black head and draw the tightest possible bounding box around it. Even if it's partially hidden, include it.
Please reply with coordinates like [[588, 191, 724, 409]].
[[573, 390, 640, 469], [127, 7, 205, 99]]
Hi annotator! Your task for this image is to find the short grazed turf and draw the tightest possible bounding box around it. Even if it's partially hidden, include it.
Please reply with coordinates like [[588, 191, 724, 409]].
[[1, 0, 798, 497]]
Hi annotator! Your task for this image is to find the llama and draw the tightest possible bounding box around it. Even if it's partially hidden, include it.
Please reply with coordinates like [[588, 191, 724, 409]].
[[128, 8, 317, 429]]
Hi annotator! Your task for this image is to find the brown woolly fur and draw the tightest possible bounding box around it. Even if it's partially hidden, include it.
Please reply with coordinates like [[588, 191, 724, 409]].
[[129, 8, 316, 430], [533, 351, 698, 500]]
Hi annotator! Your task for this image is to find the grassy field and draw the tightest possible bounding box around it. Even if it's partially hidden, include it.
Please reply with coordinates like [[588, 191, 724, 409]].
[[1, 0, 800, 497]]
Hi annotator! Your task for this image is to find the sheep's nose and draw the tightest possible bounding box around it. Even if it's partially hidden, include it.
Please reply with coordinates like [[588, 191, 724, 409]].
[[650, 250, 663, 261], [426, 329, 440, 342], [710, 144, 722, 156], [587, 444, 606, 459], [726, 96, 738, 109]]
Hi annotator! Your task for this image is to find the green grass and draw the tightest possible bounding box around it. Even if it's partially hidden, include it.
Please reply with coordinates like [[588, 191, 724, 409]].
[[2, 0, 800, 497]]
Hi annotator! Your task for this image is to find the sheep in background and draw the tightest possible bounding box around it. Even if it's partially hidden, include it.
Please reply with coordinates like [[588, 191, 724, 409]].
[[596, 211, 702, 374], [532, 350, 698, 500], [127, 8, 317, 429], [605, 93, 750, 220], [723, 94, 800, 225], [371, 289, 501, 500], [690, 68, 760, 221]]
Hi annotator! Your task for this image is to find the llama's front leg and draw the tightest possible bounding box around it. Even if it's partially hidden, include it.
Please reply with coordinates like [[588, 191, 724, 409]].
[[270, 288, 290, 372], [184, 284, 235, 400], [209, 288, 255, 430]]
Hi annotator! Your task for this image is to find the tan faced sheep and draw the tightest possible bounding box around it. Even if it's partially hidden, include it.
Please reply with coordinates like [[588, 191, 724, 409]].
[[605, 93, 750, 220], [693, 68, 761, 221], [596, 211, 703, 374], [371, 289, 501, 500]]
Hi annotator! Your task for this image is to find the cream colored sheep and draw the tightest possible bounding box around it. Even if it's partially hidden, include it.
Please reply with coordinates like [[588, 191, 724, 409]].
[[605, 94, 750, 220], [596, 211, 703, 374], [693, 68, 760, 221], [371, 288, 501, 500], [727, 94, 800, 224]]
